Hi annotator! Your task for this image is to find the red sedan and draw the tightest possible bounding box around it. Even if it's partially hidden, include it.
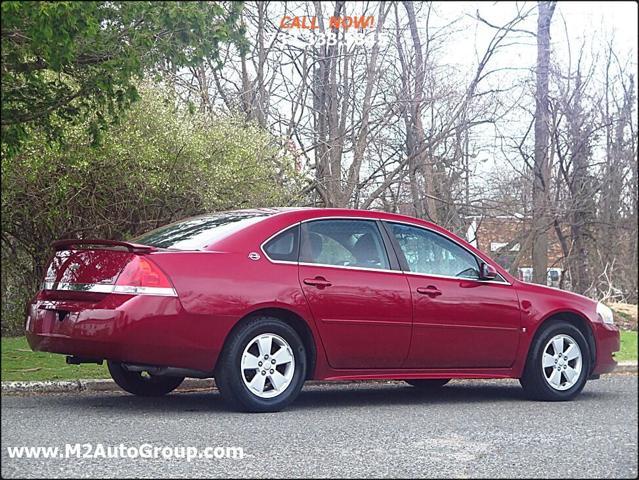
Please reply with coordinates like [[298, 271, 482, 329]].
[[26, 208, 620, 412]]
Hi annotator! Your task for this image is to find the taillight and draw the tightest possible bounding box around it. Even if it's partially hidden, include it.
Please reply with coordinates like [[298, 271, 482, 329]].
[[114, 256, 177, 296]]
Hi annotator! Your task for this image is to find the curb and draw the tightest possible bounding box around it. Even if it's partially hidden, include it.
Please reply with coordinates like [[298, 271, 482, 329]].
[[2, 363, 636, 395], [611, 361, 638, 374], [1, 378, 216, 395], [0, 378, 359, 395]]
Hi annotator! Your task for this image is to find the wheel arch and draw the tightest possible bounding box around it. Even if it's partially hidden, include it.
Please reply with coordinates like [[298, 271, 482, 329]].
[[529, 311, 597, 373], [227, 307, 318, 380]]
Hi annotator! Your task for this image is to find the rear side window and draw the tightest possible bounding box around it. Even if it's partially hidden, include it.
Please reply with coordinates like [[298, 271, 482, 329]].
[[263, 225, 299, 262], [300, 219, 390, 270]]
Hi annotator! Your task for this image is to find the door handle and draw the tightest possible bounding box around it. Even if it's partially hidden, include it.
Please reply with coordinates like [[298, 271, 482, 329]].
[[303, 277, 332, 288], [416, 286, 442, 297]]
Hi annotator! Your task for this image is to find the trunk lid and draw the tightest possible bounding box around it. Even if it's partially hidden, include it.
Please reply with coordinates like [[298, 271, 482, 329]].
[[43, 249, 136, 290], [42, 239, 176, 298]]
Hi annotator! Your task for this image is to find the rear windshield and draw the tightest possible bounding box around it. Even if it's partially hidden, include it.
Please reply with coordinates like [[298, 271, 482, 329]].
[[132, 211, 272, 250]]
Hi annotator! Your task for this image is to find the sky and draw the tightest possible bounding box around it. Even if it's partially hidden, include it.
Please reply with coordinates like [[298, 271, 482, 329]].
[[239, 1, 638, 183], [438, 1, 638, 70], [423, 1, 638, 177]]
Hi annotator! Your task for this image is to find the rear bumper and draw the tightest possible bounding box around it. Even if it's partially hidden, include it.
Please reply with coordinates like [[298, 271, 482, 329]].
[[591, 322, 621, 375], [25, 294, 215, 372], [26, 302, 124, 360]]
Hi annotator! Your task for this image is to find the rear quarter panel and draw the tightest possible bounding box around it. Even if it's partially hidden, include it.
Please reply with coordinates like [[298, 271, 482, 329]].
[[149, 248, 321, 373]]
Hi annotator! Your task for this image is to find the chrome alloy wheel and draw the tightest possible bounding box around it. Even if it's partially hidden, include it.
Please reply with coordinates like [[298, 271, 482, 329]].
[[241, 333, 295, 399], [542, 334, 583, 391]]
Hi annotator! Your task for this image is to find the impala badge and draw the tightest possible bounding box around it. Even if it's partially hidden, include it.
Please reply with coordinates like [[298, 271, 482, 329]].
[[248, 252, 261, 261]]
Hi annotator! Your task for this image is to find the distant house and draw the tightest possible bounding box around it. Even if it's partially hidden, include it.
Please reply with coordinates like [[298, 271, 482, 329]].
[[464, 215, 566, 287], [393, 201, 567, 287]]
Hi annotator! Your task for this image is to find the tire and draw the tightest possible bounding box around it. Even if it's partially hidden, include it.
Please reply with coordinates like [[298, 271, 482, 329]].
[[519, 321, 591, 401], [215, 316, 307, 413], [405, 379, 450, 389], [107, 361, 184, 397]]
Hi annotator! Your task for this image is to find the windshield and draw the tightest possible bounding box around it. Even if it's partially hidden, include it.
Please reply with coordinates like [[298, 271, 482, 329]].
[[132, 211, 272, 250]]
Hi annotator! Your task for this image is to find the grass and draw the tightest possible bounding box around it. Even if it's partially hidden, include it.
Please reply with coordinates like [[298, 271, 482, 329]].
[[617, 330, 638, 362], [1, 331, 637, 382], [1, 336, 109, 382]]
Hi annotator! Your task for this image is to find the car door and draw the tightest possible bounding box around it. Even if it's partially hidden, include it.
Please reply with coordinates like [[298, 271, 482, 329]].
[[298, 218, 412, 369], [384, 221, 521, 369]]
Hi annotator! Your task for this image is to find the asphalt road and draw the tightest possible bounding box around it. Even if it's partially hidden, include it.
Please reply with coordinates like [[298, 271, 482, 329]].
[[1, 375, 637, 478]]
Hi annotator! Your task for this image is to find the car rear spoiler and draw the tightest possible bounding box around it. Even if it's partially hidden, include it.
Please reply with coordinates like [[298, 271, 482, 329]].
[[52, 239, 157, 253]]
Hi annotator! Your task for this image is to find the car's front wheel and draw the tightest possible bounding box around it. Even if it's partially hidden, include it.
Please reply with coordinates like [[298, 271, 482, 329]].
[[520, 321, 591, 401], [215, 316, 307, 412], [107, 361, 184, 396]]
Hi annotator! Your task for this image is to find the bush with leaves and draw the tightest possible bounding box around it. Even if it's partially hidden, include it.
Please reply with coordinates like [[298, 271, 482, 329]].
[[1, 1, 246, 157], [1, 87, 304, 335]]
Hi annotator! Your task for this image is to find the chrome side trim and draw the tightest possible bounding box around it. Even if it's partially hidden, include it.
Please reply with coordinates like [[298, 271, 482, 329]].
[[112, 285, 178, 296], [300, 215, 384, 223], [41, 282, 177, 297], [41, 282, 115, 293], [298, 261, 405, 275], [297, 262, 510, 284], [402, 270, 512, 285]]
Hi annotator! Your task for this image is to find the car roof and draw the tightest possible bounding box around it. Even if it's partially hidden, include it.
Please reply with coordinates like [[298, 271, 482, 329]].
[[203, 207, 446, 250], [195, 206, 438, 227], [265, 207, 440, 228]]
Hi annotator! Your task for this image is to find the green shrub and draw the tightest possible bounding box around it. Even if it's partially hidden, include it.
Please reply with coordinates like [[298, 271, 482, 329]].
[[1, 87, 304, 335]]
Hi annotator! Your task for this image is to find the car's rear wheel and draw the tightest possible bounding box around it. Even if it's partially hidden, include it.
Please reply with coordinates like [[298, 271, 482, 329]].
[[520, 321, 591, 401], [405, 379, 450, 389], [215, 316, 307, 413], [107, 361, 184, 396]]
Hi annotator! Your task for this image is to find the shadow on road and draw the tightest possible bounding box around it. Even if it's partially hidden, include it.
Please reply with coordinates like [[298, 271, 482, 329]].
[[28, 379, 618, 415], [295, 382, 528, 410]]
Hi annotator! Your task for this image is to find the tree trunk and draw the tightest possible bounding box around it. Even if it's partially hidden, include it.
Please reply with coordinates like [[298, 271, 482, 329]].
[[531, 1, 556, 285], [403, 1, 438, 222]]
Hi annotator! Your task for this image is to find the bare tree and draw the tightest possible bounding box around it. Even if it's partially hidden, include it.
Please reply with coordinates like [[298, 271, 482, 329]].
[[531, 0, 556, 284], [162, 1, 637, 300]]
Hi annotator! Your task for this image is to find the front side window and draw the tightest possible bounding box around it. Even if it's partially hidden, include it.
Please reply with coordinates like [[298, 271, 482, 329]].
[[300, 220, 390, 270], [387, 222, 479, 279]]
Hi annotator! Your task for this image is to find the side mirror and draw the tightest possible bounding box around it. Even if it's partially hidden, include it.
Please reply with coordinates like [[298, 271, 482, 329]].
[[480, 262, 498, 280]]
